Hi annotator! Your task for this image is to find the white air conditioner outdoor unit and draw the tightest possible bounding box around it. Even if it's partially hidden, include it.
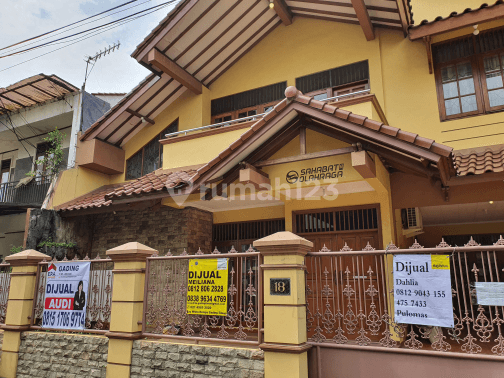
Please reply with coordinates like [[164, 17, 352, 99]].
[[402, 207, 424, 238]]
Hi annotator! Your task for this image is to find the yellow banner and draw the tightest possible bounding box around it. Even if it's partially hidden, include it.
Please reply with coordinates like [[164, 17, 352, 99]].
[[187, 258, 228, 316]]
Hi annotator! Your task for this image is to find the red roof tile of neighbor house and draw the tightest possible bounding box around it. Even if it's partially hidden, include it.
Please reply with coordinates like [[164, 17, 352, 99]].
[[454, 145, 504, 176], [56, 169, 197, 211]]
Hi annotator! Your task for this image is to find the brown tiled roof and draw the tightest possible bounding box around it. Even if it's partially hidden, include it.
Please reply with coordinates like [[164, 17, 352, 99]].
[[412, 0, 503, 27], [105, 169, 196, 200], [454, 145, 504, 176], [54, 184, 121, 212], [190, 87, 454, 185], [56, 169, 197, 212]]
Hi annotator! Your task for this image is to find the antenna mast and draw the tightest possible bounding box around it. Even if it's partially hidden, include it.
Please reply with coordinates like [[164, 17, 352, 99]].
[[82, 41, 120, 91]]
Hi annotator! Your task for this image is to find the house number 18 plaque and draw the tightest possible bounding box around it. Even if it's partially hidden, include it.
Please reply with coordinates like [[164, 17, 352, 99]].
[[270, 278, 291, 296]]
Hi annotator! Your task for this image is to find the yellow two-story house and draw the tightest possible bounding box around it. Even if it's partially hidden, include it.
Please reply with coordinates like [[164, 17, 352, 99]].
[[40, 0, 504, 259]]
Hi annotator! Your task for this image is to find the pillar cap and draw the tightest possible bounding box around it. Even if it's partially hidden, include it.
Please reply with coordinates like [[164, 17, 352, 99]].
[[254, 232, 313, 248], [5, 249, 51, 266], [254, 232, 313, 255], [106, 242, 157, 262]]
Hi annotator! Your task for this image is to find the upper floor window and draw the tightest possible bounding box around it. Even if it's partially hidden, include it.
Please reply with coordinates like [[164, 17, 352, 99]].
[[211, 82, 286, 125], [433, 27, 504, 120], [296, 60, 370, 101], [125, 120, 178, 180]]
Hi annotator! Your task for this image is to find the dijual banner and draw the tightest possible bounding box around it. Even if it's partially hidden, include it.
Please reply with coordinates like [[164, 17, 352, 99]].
[[187, 258, 229, 316], [42, 261, 91, 330], [393, 254, 454, 327]]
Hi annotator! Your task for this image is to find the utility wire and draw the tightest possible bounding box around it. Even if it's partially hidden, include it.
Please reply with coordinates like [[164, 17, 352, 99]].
[[0, 1, 177, 59], [0, 3, 173, 73], [0, 0, 139, 52], [2, 0, 155, 56]]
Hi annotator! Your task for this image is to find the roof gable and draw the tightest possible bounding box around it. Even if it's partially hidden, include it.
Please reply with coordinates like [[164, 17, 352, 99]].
[[188, 86, 454, 191]]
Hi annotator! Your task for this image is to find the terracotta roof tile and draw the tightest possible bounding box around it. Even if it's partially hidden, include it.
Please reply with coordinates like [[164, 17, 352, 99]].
[[348, 113, 367, 126], [363, 119, 383, 131], [454, 145, 504, 176], [56, 169, 197, 212], [335, 109, 351, 120], [397, 130, 417, 144]]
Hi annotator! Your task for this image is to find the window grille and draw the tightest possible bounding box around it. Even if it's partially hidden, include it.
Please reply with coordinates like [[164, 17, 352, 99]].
[[295, 207, 378, 234], [295, 61, 369, 94], [125, 120, 178, 180], [213, 219, 285, 242]]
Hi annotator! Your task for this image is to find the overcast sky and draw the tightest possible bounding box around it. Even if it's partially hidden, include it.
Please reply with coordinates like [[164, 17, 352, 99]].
[[0, 0, 178, 94]]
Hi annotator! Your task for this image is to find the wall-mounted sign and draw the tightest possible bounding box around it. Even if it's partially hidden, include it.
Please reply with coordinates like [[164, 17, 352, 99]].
[[393, 254, 454, 327], [270, 278, 291, 296], [475, 282, 504, 306], [187, 258, 229, 316], [286, 163, 344, 184], [43, 261, 91, 330]]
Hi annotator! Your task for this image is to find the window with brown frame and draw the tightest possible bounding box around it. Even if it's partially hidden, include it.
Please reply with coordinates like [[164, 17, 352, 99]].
[[433, 27, 504, 120], [211, 82, 287, 125], [305, 81, 370, 102], [125, 119, 178, 180], [212, 101, 278, 125]]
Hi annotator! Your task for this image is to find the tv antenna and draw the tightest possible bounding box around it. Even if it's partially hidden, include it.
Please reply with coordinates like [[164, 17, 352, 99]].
[[82, 41, 120, 90]]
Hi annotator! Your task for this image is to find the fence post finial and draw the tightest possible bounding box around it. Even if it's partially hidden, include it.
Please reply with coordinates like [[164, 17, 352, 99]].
[[253, 231, 312, 378], [0, 250, 50, 378]]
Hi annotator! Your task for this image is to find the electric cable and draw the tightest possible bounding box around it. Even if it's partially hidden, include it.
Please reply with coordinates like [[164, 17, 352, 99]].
[[0, 0, 140, 52], [0, 1, 177, 59], [0, 2, 173, 73], [2, 0, 155, 56]]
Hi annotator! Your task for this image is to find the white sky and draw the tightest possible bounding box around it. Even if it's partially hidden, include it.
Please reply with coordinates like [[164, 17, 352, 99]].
[[0, 0, 179, 94]]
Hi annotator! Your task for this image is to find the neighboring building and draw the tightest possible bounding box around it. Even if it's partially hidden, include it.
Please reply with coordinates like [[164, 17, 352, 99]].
[[91, 93, 126, 109], [36, 0, 504, 259], [0, 75, 115, 259]]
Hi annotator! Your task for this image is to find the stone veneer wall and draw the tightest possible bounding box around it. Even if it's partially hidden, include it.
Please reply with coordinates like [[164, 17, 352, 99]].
[[90, 206, 213, 257], [16, 332, 108, 378], [26, 206, 213, 259], [131, 340, 264, 378]]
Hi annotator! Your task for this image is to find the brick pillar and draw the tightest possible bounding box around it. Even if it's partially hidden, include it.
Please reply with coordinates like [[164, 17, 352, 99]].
[[0, 250, 50, 378], [254, 231, 312, 378], [105, 242, 157, 378]]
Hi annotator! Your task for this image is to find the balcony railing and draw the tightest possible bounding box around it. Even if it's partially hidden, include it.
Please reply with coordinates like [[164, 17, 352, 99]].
[[0, 176, 51, 206], [164, 89, 372, 139]]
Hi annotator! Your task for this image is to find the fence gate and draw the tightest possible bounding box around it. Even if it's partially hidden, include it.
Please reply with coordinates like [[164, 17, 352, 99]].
[[306, 238, 504, 378]]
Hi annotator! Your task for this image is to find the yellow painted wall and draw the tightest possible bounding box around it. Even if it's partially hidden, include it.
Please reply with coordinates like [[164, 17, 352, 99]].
[[213, 205, 285, 224], [53, 15, 504, 207], [51, 167, 111, 208], [410, 0, 488, 25]]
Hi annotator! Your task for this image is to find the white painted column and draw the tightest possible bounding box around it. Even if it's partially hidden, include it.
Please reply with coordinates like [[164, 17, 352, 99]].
[[67, 91, 83, 169]]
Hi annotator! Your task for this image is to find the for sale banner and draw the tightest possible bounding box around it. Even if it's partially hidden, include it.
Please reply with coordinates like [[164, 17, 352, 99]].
[[42, 261, 91, 330], [393, 254, 454, 327], [187, 258, 228, 316]]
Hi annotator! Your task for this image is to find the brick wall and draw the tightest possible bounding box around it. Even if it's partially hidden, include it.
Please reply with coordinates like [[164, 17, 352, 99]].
[[89, 206, 212, 257], [131, 340, 264, 378], [16, 332, 108, 378]]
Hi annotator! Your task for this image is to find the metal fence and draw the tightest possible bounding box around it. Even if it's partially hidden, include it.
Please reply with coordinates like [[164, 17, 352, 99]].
[[31, 256, 113, 333], [306, 237, 504, 357], [0, 262, 11, 324], [0, 176, 51, 205], [143, 248, 262, 345]]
